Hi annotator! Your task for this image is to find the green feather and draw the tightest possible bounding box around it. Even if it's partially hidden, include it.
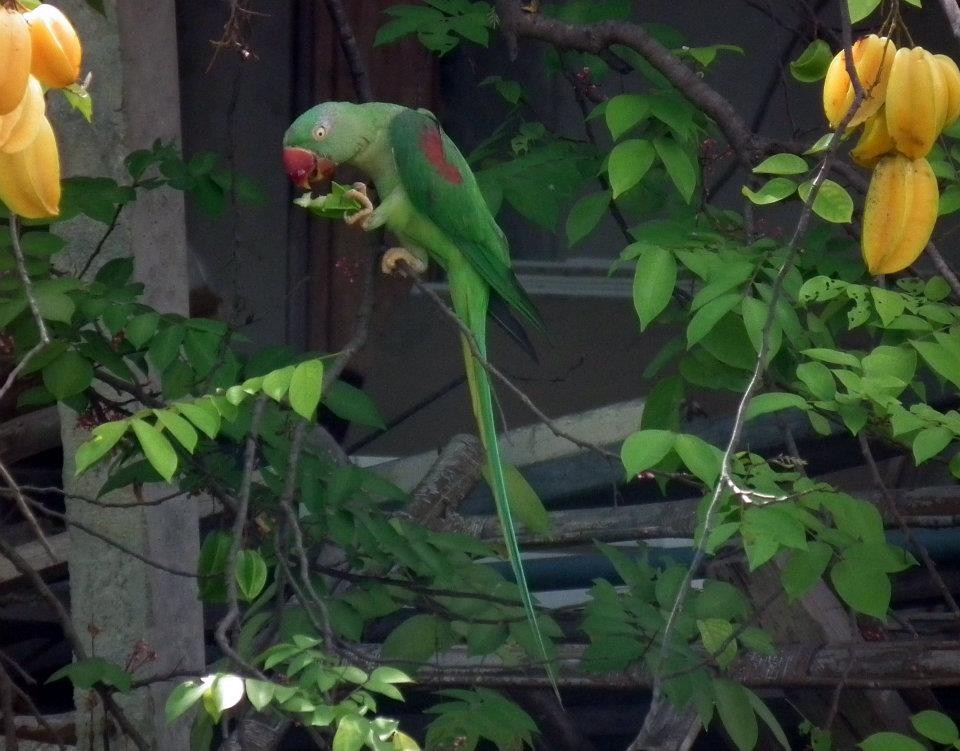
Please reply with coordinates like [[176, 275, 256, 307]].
[[284, 102, 558, 699]]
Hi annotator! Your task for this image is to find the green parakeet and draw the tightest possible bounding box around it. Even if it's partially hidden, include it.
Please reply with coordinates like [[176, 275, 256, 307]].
[[283, 101, 556, 693]]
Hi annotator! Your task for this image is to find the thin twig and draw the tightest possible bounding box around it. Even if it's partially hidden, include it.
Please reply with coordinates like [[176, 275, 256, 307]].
[[322, 260, 375, 394], [312, 561, 524, 608], [0, 534, 149, 751], [215, 396, 268, 679], [3, 672, 66, 751], [0, 456, 56, 561], [823, 613, 857, 732], [78, 202, 125, 279], [1, 659, 16, 751], [401, 265, 619, 463], [19, 492, 197, 578], [320, 0, 375, 103], [938, 0, 960, 46], [93, 369, 164, 409], [641, 3, 864, 732], [858, 432, 960, 622], [0, 341, 44, 405], [925, 242, 960, 299], [277, 422, 336, 648], [494, 0, 761, 166], [5, 485, 187, 509], [10, 216, 50, 344]]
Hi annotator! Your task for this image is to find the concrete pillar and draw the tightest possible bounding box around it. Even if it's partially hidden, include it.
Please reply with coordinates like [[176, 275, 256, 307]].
[[53, 1, 203, 748]]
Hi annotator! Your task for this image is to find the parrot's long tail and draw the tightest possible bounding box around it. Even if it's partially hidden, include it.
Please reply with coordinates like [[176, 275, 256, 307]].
[[453, 276, 561, 703]]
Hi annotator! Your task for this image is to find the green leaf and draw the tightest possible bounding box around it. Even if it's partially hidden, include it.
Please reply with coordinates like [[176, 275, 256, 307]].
[[262, 364, 295, 402], [125, 312, 160, 349], [165, 680, 208, 723], [198, 531, 231, 602], [790, 39, 833, 82], [654, 136, 698, 203], [621, 429, 676, 477], [235, 549, 268, 601], [130, 418, 178, 482], [148, 324, 184, 373], [738, 626, 776, 656], [844, 542, 915, 573], [796, 360, 836, 401], [821, 493, 884, 542], [848, 0, 882, 23], [781, 541, 832, 599], [495, 462, 549, 535], [913, 426, 953, 464], [382, 614, 454, 665], [333, 714, 367, 751], [244, 679, 275, 712], [43, 350, 93, 400], [911, 710, 959, 744], [153, 409, 199, 453], [294, 180, 364, 219], [862, 344, 915, 385], [697, 618, 737, 667], [33, 282, 76, 323], [742, 177, 796, 205], [914, 339, 960, 390], [74, 421, 129, 476], [753, 153, 808, 175], [830, 558, 890, 619], [176, 401, 221, 439], [608, 139, 656, 198], [640, 375, 683, 432], [859, 732, 926, 751], [566, 191, 610, 247], [798, 179, 854, 224], [48, 657, 132, 692], [289, 359, 324, 420], [183, 329, 220, 379], [605, 93, 650, 140], [686, 293, 740, 347], [202, 674, 243, 722], [802, 347, 860, 368], [745, 392, 808, 421], [324, 379, 385, 429], [95, 256, 134, 286], [746, 688, 791, 750], [632, 245, 676, 330], [713, 678, 758, 751], [938, 184, 960, 215], [741, 295, 781, 359], [20, 231, 65, 257], [674, 434, 721, 486]]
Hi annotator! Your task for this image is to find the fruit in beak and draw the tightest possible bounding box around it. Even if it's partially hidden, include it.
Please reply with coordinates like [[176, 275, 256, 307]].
[[283, 147, 335, 190]]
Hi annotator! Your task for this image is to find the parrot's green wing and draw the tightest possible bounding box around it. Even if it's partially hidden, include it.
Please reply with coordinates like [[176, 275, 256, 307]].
[[388, 108, 543, 333]]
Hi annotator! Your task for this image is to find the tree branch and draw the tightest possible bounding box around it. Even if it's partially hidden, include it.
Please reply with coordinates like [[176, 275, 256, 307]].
[[320, 0, 375, 103], [0, 535, 149, 751], [494, 1, 761, 166], [215, 396, 268, 679], [10, 216, 50, 344]]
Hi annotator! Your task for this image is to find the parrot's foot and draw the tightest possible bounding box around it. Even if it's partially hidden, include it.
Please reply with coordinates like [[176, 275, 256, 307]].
[[344, 182, 374, 227], [382, 247, 428, 277]]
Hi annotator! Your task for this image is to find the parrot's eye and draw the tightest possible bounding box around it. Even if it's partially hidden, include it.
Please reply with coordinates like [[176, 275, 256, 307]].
[[312, 125, 327, 141]]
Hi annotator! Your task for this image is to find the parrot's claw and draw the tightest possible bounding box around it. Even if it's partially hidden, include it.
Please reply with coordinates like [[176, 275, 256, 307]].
[[382, 247, 428, 277], [343, 184, 375, 227]]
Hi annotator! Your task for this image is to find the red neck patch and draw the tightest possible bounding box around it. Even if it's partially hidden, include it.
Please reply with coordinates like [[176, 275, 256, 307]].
[[419, 126, 463, 185]]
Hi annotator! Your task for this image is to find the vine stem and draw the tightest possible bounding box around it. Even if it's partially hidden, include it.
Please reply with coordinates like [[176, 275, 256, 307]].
[[10, 216, 50, 344], [214, 396, 269, 679], [640, 1, 865, 732]]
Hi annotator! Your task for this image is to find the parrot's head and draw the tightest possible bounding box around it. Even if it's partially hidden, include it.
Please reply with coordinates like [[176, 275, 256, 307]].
[[282, 102, 375, 190]]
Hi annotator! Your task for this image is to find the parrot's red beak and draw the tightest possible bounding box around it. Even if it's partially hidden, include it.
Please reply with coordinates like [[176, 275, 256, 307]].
[[283, 147, 336, 190]]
